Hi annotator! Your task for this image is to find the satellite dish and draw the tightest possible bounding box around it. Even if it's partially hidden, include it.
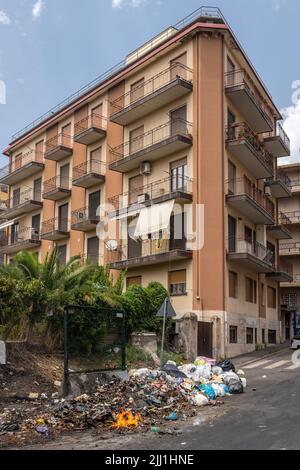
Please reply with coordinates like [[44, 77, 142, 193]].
[[105, 239, 118, 252]]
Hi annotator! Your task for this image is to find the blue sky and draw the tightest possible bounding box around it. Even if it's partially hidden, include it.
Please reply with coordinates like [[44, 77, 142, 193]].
[[0, 0, 300, 167]]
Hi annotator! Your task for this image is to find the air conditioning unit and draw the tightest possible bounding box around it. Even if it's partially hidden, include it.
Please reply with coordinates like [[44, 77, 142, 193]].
[[140, 161, 152, 176], [137, 193, 150, 204], [264, 185, 272, 196]]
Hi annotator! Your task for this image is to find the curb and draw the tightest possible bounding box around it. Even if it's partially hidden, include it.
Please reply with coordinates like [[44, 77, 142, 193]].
[[235, 346, 291, 368]]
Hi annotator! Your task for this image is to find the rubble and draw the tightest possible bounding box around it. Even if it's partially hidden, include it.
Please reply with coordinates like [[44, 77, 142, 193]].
[[0, 356, 245, 447]]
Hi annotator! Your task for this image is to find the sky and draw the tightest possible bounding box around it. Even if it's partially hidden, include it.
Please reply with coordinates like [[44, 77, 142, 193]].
[[0, 0, 300, 167]]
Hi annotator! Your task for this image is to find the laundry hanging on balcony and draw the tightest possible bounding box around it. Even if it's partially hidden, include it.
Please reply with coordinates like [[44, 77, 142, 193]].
[[134, 200, 175, 238]]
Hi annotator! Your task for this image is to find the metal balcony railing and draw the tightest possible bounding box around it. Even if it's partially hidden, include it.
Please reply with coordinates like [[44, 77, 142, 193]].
[[225, 69, 273, 128], [42, 217, 70, 235], [4, 187, 41, 210], [0, 150, 44, 180], [110, 119, 193, 164], [279, 241, 300, 254], [264, 122, 290, 151], [280, 211, 300, 224], [226, 122, 274, 174], [71, 206, 100, 225], [73, 160, 106, 180], [107, 238, 188, 264], [109, 175, 193, 211], [43, 176, 71, 194], [4, 227, 40, 247], [278, 211, 292, 226], [45, 133, 72, 153], [226, 177, 275, 219], [74, 113, 107, 137], [228, 237, 274, 266], [111, 64, 193, 112]]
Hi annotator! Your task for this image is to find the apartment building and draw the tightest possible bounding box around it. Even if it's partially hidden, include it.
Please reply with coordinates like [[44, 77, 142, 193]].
[[0, 184, 8, 265], [0, 7, 292, 357], [278, 163, 300, 340]]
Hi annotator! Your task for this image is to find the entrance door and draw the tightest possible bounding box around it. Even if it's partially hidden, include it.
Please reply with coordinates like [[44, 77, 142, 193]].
[[197, 322, 213, 357], [88, 191, 100, 219], [59, 203, 69, 232]]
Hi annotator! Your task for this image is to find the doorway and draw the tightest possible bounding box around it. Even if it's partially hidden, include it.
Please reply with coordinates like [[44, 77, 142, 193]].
[[197, 322, 213, 358]]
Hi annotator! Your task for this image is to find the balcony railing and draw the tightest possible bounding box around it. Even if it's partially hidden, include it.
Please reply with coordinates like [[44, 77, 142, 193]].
[[73, 160, 106, 181], [279, 242, 300, 254], [71, 206, 100, 225], [43, 176, 71, 194], [45, 132, 72, 154], [264, 122, 291, 155], [0, 150, 44, 181], [3, 226, 40, 247], [227, 177, 275, 219], [74, 113, 107, 137], [278, 211, 292, 226], [225, 69, 273, 131], [226, 122, 274, 175], [280, 211, 300, 225], [4, 187, 41, 210], [111, 64, 193, 112], [110, 119, 193, 164], [109, 175, 193, 212], [41, 217, 69, 235], [228, 238, 274, 266]]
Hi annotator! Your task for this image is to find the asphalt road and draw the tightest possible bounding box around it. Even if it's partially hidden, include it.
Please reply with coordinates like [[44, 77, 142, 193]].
[[23, 348, 300, 451]]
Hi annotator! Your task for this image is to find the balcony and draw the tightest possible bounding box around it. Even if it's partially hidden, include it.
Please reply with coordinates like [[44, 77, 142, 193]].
[[0, 150, 44, 186], [74, 113, 107, 145], [226, 177, 275, 225], [109, 120, 193, 173], [281, 273, 300, 287], [266, 262, 293, 283], [265, 174, 291, 199], [279, 241, 300, 257], [289, 180, 300, 195], [267, 213, 292, 240], [227, 238, 275, 273], [41, 217, 70, 241], [71, 207, 100, 232], [225, 69, 273, 133], [280, 211, 300, 226], [43, 176, 72, 201], [108, 239, 192, 270], [226, 123, 274, 179], [110, 64, 193, 126], [72, 160, 106, 189], [45, 133, 73, 162], [109, 176, 193, 219], [0, 227, 41, 256], [264, 123, 290, 157], [0, 188, 43, 221]]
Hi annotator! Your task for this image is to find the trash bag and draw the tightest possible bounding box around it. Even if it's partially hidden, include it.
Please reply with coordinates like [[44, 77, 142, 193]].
[[217, 359, 236, 372], [190, 393, 209, 407], [227, 378, 244, 394], [198, 384, 216, 400], [162, 363, 187, 379], [211, 383, 227, 398], [212, 366, 223, 376]]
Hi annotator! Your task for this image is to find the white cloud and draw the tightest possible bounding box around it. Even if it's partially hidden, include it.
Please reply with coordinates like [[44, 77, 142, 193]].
[[32, 0, 45, 19], [279, 100, 300, 164], [112, 0, 146, 8], [0, 10, 11, 25], [273, 0, 285, 13]]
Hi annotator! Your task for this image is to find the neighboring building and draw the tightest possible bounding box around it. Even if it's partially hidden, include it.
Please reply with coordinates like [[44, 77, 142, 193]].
[[278, 163, 300, 340], [0, 7, 292, 357], [0, 184, 8, 265]]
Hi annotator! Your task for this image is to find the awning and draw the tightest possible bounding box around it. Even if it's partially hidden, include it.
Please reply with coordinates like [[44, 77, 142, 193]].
[[134, 200, 174, 238], [0, 220, 15, 231]]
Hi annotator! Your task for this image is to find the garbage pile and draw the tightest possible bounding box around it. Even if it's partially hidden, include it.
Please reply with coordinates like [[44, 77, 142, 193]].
[[0, 357, 246, 446]]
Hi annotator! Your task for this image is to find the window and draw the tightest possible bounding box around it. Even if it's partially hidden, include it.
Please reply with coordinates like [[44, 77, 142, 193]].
[[169, 270, 187, 296], [282, 292, 297, 307], [170, 105, 187, 135], [170, 52, 187, 80], [227, 109, 236, 139], [32, 214, 41, 238], [245, 277, 257, 303], [262, 329, 266, 345], [267, 242, 276, 267], [58, 245, 67, 266], [87, 237, 99, 264], [126, 276, 142, 289], [129, 125, 144, 153], [228, 215, 236, 252], [61, 123, 72, 147], [246, 328, 254, 344], [228, 161, 236, 194], [229, 325, 238, 344], [268, 330, 277, 344], [255, 328, 258, 344], [229, 271, 238, 298], [245, 226, 255, 245], [91, 104, 103, 128], [170, 158, 188, 192], [130, 78, 145, 104], [267, 286, 277, 308]]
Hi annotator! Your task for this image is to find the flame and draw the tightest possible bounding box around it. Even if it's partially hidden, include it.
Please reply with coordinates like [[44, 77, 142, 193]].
[[112, 409, 144, 430]]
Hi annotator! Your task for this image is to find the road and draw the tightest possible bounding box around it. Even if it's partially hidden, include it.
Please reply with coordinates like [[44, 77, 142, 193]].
[[22, 348, 300, 451]]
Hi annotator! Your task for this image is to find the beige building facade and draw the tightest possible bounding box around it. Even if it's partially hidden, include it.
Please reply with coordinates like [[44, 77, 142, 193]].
[[0, 8, 292, 358]]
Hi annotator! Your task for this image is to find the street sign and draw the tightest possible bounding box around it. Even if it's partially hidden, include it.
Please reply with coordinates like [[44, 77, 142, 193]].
[[156, 298, 176, 318]]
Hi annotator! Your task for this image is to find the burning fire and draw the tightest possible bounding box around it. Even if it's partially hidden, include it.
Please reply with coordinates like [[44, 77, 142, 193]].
[[112, 410, 144, 430]]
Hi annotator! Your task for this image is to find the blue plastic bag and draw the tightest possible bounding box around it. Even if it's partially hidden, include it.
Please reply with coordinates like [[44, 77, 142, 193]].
[[198, 384, 216, 401]]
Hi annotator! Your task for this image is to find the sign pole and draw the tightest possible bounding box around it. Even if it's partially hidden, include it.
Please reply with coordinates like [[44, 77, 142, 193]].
[[160, 298, 168, 368]]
